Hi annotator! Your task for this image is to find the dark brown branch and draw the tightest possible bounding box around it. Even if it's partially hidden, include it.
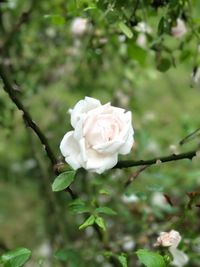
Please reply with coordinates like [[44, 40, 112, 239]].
[[0, 63, 57, 166], [115, 149, 197, 169]]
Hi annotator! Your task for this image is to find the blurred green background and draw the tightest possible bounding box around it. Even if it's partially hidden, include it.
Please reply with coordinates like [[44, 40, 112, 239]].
[[1, 0, 200, 266]]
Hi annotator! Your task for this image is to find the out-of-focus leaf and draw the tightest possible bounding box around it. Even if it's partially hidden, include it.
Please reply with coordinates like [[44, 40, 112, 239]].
[[68, 199, 90, 214], [136, 249, 166, 267], [118, 22, 133, 38], [55, 249, 83, 267], [128, 43, 147, 66], [1, 248, 31, 267], [157, 58, 171, 72], [117, 254, 128, 267], [95, 206, 117, 215], [44, 14, 65, 25], [157, 17, 165, 36]]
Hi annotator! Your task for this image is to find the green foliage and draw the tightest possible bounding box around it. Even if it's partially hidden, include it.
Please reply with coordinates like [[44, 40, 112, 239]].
[[68, 198, 90, 214], [157, 58, 171, 72], [136, 249, 167, 267], [117, 254, 128, 267], [0, 248, 31, 267], [52, 171, 76, 192], [79, 215, 96, 230], [95, 206, 117, 216], [95, 216, 106, 231], [55, 249, 83, 267], [118, 22, 133, 39], [1, 0, 200, 266]]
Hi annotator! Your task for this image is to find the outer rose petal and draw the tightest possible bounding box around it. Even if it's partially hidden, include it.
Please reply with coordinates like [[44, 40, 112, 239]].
[[169, 248, 189, 267], [85, 149, 118, 174], [119, 128, 134, 154], [70, 97, 101, 128], [60, 131, 82, 170]]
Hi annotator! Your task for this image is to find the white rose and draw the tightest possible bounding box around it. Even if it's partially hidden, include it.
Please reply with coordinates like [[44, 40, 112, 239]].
[[171, 18, 187, 38], [60, 97, 134, 174]]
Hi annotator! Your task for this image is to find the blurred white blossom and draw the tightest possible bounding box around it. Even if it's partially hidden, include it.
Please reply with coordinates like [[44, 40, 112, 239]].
[[121, 193, 139, 204], [151, 192, 166, 209], [134, 22, 152, 34], [135, 22, 152, 48], [71, 17, 88, 36], [154, 230, 188, 267], [171, 18, 187, 38], [122, 236, 135, 251], [136, 33, 147, 48], [115, 90, 130, 107]]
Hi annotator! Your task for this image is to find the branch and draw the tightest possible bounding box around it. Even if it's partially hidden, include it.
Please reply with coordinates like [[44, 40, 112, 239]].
[[0, 63, 57, 166], [179, 127, 200, 145], [115, 149, 198, 169], [0, 63, 78, 200], [124, 165, 150, 187]]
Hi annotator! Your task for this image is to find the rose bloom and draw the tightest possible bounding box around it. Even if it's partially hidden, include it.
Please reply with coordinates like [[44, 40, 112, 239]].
[[71, 17, 88, 36], [171, 18, 187, 38], [60, 97, 134, 174], [154, 230, 181, 248], [154, 230, 188, 267]]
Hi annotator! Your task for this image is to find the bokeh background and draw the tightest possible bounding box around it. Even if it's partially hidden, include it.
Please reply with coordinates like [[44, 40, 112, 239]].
[[1, 0, 200, 266]]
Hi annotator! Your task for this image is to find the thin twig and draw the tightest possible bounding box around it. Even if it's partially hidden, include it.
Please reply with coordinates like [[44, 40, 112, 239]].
[[179, 127, 200, 145], [125, 165, 150, 188], [115, 149, 198, 169]]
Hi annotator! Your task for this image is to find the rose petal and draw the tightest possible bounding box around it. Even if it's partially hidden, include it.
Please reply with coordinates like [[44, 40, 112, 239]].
[[86, 149, 118, 174], [119, 128, 134, 154], [60, 131, 82, 169], [93, 139, 124, 154], [169, 248, 189, 267], [70, 97, 101, 128]]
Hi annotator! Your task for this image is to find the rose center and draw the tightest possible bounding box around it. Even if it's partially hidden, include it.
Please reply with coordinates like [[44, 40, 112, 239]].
[[83, 114, 121, 147]]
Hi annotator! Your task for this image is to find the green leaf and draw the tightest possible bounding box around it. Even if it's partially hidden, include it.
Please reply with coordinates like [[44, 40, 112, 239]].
[[79, 215, 95, 230], [128, 43, 147, 66], [95, 216, 106, 231], [52, 171, 76, 192], [1, 248, 31, 267], [95, 206, 117, 216], [68, 199, 90, 214], [157, 17, 165, 36], [136, 249, 166, 267], [180, 50, 192, 62], [157, 58, 171, 72], [118, 22, 133, 39], [54, 249, 83, 267], [117, 255, 128, 267], [99, 189, 110, 195], [44, 14, 65, 25]]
